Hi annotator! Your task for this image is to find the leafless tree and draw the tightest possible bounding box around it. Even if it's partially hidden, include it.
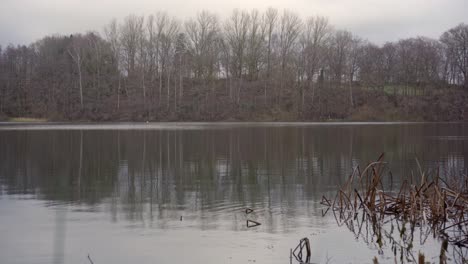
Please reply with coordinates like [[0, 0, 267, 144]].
[[159, 16, 180, 107], [278, 10, 302, 101], [224, 9, 250, 103], [120, 15, 144, 78], [440, 24, 468, 89], [381, 42, 397, 93], [185, 11, 219, 80], [218, 35, 232, 98], [135, 17, 148, 102], [104, 19, 122, 109], [358, 43, 385, 90], [261, 8, 279, 103], [263, 8, 278, 80], [328, 30, 353, 85], [246, 9, 265, 81], [347, 35, 363, 108], [67, 36, 85, 108], [300, 15, 331, 107], [87, 32, 104, 101], [174, 32, 189, 107], [1, 8, 468, 121]]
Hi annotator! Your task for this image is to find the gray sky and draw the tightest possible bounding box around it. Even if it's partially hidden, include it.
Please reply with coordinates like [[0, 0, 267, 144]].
[[1, 0, 467, 47]]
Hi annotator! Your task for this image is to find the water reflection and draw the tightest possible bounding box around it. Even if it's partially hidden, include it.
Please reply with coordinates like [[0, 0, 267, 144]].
[[53, 205, 67, 264], [0, 124, 467, 228], [0, 123, 467, 263]]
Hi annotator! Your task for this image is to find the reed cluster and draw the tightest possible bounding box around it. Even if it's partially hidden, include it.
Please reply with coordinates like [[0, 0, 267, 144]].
[[321, 154, 468, 250]]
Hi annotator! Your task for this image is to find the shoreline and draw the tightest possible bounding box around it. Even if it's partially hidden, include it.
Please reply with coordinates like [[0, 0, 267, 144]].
[[0, 120, 466, 131]]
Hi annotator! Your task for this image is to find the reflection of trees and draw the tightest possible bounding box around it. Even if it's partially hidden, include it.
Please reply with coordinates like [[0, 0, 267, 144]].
[[0, 130, 120, 203], [0, 124, 466, 232]]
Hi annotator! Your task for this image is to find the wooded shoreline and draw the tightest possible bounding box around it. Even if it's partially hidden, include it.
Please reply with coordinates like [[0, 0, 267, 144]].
[[1, 86, 467, 122], [1, 9, 467, 122]]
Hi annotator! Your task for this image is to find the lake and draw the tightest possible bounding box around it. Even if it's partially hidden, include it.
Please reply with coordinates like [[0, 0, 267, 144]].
[[0, 122, 467, 264]]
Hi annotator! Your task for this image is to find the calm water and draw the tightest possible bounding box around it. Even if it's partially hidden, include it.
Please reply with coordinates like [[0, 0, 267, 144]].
[[0, 123, 467, 264]]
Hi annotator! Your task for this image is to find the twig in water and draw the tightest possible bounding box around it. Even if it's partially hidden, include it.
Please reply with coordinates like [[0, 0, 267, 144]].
[[87, 254, 95, 264], [246, 219, 261, 228], [292, 237, 311, 263]]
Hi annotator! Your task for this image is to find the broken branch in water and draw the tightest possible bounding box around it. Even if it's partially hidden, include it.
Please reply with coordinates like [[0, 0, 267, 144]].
[[87, 254, 94, 264], [246, 219, 261, 228], [292, 237, 311, 263]]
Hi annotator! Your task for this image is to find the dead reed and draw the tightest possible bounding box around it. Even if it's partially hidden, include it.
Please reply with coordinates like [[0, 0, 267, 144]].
[[321, 153, 468, 250]]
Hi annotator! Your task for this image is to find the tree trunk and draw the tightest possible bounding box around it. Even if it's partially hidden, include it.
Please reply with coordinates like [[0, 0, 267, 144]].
[[167, 70, 171, 110], [349, 73, 354, 108], [142, 70, 146, 110], [78, 67, 83, 108], [301, 83, 305, 112], [117, 75, 121, 110], [68, 49, 83, 108], [159, 70, 162, 105]]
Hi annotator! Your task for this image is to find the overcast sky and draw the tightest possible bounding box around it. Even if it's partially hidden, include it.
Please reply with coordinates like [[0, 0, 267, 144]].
[[1, 0, 467, 47]]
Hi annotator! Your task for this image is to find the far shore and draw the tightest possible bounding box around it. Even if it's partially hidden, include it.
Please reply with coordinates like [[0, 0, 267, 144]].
[[1, 118, 465, 125]]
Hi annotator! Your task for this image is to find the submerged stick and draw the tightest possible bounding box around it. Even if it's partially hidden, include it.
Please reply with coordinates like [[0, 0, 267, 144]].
[[87, 254, 95, 264], [246, 219, 261, 228], [292, 238, 311, 263]]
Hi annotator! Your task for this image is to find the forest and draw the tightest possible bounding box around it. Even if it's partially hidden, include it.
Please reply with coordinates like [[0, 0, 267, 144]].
[[0, 8, 467, 121]]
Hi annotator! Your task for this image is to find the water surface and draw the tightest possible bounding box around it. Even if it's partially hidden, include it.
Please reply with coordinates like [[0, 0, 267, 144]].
[[0, 123, 467, 263]]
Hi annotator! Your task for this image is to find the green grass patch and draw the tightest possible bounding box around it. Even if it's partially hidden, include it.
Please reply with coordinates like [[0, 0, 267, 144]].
[[8, 117, 48, 122], [361, 85, 427, 96]]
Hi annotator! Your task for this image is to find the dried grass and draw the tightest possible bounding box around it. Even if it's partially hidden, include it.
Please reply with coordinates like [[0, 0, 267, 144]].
[[321, 153, 468, 261]]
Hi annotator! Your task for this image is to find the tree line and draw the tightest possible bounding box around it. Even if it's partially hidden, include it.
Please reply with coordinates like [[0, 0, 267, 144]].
[[0, 8, 467, 121]]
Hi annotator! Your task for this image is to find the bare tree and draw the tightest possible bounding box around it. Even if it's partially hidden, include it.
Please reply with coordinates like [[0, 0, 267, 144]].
[[159, 16, 180, 107], [414, 37, 444, 91], [146, 15, 156, 93], [104, 19, 122, 109], [440, 24, 468, 89], [0, 45, 3, 113], [185, 11, 219, 80], [300, 16, 331, 107], [174, 33, 189, 107], [67, 36, 85, 108], [1, 8, 468, 122], [218, 35, 232, 98], [358, 43, 385, 90], [184, 11, 219, 115], [347, 36, 363, 108], [381, 42, 397, 94], [154, 12, 171, 104], [224, 9, 250, 103], [87, 32, 104, 101], [136, 17, 148, 102], [120, 15, 144, 78], [263, 8, 278, 80], [278, 10, 302, 102], [261, 8, 279, 103], [246, 9, 265, 81], [328, 30, 353, 86]]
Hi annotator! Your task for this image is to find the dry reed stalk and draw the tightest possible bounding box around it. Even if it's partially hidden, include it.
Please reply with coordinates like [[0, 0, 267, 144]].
[[322, 154, 468, 248]]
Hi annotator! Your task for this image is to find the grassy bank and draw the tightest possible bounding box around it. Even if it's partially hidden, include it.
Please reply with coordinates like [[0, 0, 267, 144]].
[[7, 117, 48, 122]]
